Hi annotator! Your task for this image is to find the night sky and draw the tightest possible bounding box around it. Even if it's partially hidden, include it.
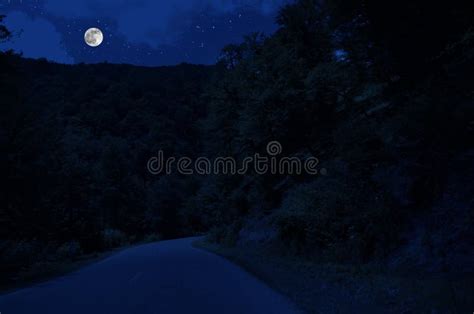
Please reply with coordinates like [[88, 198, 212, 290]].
[[0, 0, 289, 66]]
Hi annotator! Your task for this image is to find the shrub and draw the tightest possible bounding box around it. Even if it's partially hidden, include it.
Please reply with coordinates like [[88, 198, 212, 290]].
[[275, 179, 345, 254], [0, 240, 43, 267], [102, 229, 128, 248], [207, 220, 242, 247], [56, 241, 82, 260], [275, 175, 397, 262], [143, 233, 162, 243]]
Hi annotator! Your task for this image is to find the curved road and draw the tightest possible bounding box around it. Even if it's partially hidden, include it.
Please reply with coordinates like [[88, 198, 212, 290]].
[[0, 237, 300, 314]]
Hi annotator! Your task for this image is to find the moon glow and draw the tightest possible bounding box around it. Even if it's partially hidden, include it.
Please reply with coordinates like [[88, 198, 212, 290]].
[[84, 28, 104, 47]]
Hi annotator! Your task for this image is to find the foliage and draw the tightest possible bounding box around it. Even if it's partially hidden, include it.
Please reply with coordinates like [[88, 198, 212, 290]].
[[102, 229, 128, 249], [197, 0, 474, 270], [0, 15, 11, 43], [56, 241, 83, 259], [0, 41, 211, 281]]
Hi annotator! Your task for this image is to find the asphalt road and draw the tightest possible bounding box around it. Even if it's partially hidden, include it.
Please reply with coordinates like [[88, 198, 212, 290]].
[[0, 237, 300, 314]]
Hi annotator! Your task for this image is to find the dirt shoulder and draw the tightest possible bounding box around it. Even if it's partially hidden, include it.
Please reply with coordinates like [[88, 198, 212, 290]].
[[0, 244, 143, 295], [194, 240, 473, 314]]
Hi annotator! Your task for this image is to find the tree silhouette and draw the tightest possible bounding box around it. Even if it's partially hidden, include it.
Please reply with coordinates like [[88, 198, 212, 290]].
[[0, 15, 11, 43]]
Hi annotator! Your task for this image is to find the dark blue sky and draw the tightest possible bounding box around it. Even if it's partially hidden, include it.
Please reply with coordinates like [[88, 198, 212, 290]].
[[0, 0, 289, 66]]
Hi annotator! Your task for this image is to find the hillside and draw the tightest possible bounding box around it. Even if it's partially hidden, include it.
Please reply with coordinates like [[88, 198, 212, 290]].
[[1, 1, 474, 311], [1, 53, 213, 283]]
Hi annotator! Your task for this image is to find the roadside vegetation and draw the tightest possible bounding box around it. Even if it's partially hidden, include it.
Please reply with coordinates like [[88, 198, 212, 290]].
[[1, 1, 473, 311]]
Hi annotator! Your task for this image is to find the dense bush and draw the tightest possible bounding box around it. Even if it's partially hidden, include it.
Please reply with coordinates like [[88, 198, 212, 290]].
[[101, 229, 128, 249], [196, 0, 474, 268], [56, 241, 83, 260]]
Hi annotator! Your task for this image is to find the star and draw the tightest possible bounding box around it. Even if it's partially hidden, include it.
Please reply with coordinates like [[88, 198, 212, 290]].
[[3, 0, 283, 66]]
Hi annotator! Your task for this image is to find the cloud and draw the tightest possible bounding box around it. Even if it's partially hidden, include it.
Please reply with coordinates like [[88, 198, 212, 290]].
[[43, 0, 288, 46], [2, 11, 73, 64]]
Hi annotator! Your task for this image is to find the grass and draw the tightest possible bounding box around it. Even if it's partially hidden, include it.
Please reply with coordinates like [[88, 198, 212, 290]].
[[0, 247, 128, 295], [0, 238, 164, 295], [194, 239, 474, 314]]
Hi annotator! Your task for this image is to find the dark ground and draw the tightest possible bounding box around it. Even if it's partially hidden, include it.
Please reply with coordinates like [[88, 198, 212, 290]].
[[195, 240, 474, 313]]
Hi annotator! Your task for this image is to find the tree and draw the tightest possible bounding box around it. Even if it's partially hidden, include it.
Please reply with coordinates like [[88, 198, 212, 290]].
[[0, 15, 11, 43]]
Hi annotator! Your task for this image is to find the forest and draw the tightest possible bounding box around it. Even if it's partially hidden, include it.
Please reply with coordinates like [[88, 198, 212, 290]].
[[1, 0, 473, 304]]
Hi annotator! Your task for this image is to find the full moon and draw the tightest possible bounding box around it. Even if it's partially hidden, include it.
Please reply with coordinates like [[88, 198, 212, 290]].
[[84, 28, 104, 47]]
